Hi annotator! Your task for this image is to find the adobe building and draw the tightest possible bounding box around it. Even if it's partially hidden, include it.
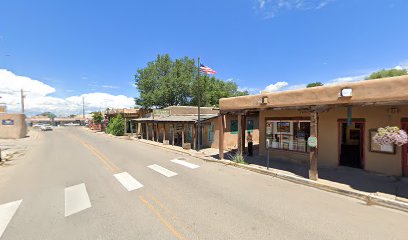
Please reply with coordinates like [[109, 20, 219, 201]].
[[131, 106, 260, 151], [0, 106, 27, 139], [219, 75, 408, 178], [105, 108, 148, 133]]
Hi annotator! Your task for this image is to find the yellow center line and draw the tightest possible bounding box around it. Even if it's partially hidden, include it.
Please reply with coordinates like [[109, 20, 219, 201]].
[[147, 194, 199, 237], [139, 195, 187, 240], [68, 133, 121, 173], [84, 143, 121, 173]]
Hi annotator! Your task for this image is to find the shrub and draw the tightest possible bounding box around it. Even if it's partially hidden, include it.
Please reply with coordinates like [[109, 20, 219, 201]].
[[229, 152, 247, 164], [107, 114, 125, 136]]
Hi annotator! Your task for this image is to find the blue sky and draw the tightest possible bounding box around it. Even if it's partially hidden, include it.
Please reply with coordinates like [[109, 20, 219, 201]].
[[0, 0, 407, 115]]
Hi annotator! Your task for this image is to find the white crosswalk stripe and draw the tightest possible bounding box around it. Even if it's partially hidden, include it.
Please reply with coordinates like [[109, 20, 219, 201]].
[[0, 199, 22, 238], [65, 183, 92, 217], [114, 172, 143, 191], [148, 164, 178, 177], [171, 159, 200, 169]]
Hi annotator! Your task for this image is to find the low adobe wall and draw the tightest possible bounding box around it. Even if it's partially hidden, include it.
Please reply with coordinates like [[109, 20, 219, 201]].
[[0, 113, 27, 139]]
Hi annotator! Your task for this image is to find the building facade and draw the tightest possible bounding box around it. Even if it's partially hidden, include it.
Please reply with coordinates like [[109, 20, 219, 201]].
[[219, 75, 408, 177]]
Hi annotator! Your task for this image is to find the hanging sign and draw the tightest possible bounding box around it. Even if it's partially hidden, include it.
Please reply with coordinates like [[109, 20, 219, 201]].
[[307, 137, 318, 148]]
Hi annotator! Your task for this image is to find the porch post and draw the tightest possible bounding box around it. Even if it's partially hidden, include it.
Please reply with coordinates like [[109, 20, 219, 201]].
[[152, 123, 155, 141], [241, 114, 246, 154], [182, 123, 185, 146], [193, 124, 197, 150], [124, 117, 127, 134], [163, 123, 166, 143], [309, 111, 319, 180], [218, 114, 224, 160], [172, 124, 175, 146], [237, 114, 243, 155], [145, 123, 149, 140]]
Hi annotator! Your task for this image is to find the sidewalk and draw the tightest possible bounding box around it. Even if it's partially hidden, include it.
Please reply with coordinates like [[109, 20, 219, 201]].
[[0, 128, 41, 164], [89, 129, 408, 212]]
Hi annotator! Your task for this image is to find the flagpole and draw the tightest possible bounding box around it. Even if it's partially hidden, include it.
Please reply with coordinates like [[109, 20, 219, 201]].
[[197, 57, 201, 151]]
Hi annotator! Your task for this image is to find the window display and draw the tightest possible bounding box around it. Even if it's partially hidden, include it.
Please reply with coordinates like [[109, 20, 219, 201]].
[[266, 119, 310, 152]]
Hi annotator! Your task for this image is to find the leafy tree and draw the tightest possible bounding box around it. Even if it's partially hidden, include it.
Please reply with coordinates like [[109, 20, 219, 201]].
[[38, 112, 56, 119], [107, 114, 125, 136], [92, 112, 103, 124], [134, 54, 247, 108], [306, 82, 324, 88], [365, 68, 408, 80]]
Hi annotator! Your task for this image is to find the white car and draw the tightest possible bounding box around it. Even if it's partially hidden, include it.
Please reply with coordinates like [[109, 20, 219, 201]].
[[40, 125, 53, 131]]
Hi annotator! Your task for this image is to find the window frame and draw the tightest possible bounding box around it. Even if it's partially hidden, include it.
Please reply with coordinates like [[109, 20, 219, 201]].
[[265, 117, 311, 153]]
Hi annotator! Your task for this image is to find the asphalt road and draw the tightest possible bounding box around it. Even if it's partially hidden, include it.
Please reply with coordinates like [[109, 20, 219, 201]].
[[0, 127, 407, 240]]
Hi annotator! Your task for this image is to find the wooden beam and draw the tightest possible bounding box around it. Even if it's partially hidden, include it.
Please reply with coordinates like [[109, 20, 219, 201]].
[[309, 112, 318, 180], [237, 114, 243, 156], [152, 123, 155, 141], [181, 124, 185, 145], [163, 123, 166, 143], [172, 124, 175, 146], [218, 114, 224, 160], [241, 114, 246, 154], [146, 123, 149, 140], [193, 124, 196, 150]]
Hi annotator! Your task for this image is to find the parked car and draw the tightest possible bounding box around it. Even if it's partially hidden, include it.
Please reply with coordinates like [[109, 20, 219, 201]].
[[40, 125, 53, 131]]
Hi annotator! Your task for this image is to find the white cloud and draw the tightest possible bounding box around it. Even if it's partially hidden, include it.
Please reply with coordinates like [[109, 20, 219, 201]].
[[256, 0, 334, 18], [262, 81, 289, 92], [0, 69, 134, 116], [101, 85, 119, 89], [326, 74, 367, 85]]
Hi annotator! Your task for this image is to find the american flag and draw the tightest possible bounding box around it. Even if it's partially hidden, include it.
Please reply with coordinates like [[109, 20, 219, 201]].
[[200, 64, 217, 75]]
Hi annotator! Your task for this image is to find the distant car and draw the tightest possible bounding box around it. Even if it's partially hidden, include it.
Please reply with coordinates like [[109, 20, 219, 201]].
[[33, 123, 44, 128], [40, 125, 53, 131]]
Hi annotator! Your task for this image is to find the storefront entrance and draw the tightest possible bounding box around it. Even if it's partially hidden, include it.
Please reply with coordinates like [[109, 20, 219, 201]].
[[402, 121, 408, 176], [338, 120, 365, 169]]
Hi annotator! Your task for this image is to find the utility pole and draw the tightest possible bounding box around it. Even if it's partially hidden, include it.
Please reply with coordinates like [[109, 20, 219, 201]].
[[20, 89, 25, 114], [197, 57, 201, 151], [82, 96, 85, 119]]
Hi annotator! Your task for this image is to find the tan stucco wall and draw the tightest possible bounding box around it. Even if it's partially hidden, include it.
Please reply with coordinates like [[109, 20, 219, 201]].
[[318, 105, 408, 176], [0, 113, 27, 139], [257, 105, 408, 176], [212, 115, 260, 150], [220, 75, 408, 111]]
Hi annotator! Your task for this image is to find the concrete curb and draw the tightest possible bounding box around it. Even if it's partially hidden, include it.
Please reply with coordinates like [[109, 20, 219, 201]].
[[89, 129, 408, 213]]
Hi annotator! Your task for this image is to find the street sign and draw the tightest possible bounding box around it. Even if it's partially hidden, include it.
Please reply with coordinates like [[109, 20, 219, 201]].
[[308, 137, 317, 148]]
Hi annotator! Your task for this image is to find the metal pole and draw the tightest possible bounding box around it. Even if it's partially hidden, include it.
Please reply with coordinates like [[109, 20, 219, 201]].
[[197, 57, 201, 151], [20, 89, 25, 113], [267, 148, 270, 170], [82, 96, 85, 119]]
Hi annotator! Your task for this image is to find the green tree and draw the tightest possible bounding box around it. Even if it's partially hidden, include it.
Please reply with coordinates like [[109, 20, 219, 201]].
[[38, 112, 56, 119], [92, 112, 103, 124], [306, 82, 324, 88], [365, 68, 408, 80], [134, 54, 248, 108], [107, 114, 125, 136]]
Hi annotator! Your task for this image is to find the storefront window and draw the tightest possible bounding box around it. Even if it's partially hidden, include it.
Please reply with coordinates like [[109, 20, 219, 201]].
[[266, 120, 310, 153]]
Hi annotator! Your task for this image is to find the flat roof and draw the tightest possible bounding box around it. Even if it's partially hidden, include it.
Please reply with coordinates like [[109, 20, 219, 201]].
[[132, 114, 218, 123], [220, 75, 408, 112]]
